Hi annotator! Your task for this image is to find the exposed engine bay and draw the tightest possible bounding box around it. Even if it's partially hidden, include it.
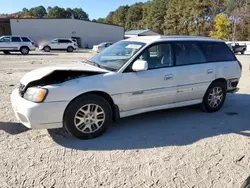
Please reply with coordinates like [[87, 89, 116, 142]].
[[19, 70, 102, 96]]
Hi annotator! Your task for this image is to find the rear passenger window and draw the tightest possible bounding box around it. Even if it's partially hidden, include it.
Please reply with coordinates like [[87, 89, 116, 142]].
[[174, 42, 206, 66], [59, 40, 71, 43], [12, 37, 21, 42], [21, 37, 31, 42], [200, 42, 236, 62]]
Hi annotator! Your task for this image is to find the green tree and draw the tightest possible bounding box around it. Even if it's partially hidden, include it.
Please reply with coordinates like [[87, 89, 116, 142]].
[[72, 8, 89, 20], [210, 13, 232, 40], [29, 6, 47, 18], [125, 3, 144, 30], [148, 0, 168, 34], [112, 5, 129, 27], [46, 6, 66, 18], [189, 0, 210, 36], [163, 0, 190, 35], [141, 1, 152, 29], [105, 11, 115, 24], [96, 18, 105, 23], [65, 8, 73, 18]]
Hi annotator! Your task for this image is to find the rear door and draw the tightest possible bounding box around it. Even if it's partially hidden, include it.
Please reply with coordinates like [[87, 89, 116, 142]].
[[173, 41, 215, 103], [11, 37, 22, 50], [0, 36, 12, 50]]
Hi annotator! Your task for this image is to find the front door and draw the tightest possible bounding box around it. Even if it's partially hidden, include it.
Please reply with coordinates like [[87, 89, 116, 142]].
[[50, 39, 60, 49], [118, 42, 177, 112], [173, 41, 215, 102], [0, 36, 12, 50]]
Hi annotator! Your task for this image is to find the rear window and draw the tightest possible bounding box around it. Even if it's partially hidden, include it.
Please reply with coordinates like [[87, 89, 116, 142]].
[[199, 42, 236, 62], [59, 39, 72, 43], [21, 37, 31, 42], [12, 37, 21, 42]]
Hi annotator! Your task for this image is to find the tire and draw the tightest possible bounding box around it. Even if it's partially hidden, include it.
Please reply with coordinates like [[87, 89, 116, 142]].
[[67, 46, 74, 52], [201, 81, 227, 113], [44, 46, 51, 52], [241, 51, 245, 55], [63, 94, 112, 139], [3, 51, 10, 55], [20, 47, 29, 55]]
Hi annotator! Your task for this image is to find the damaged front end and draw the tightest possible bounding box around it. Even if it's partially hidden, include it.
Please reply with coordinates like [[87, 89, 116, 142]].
[[19, 70, 102, 97]]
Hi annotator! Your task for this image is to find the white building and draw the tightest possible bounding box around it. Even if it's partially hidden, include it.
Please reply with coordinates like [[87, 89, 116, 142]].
[[1, 19, 124, 48]]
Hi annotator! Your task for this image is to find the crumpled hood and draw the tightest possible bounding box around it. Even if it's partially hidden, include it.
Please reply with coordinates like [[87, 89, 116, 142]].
[[20, 62, 110, 85]]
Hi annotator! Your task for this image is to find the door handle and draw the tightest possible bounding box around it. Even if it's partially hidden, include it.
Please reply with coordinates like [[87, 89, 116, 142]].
[[164, 74, 173, 80], [207, 69, 213, 74]]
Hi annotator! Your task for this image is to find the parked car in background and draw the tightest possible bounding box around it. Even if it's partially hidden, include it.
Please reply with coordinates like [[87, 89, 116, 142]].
[[92, 42, 113, 53], [0, 35, 36, 55], [39, 38, 78, 52], [11, 36, 241, 140], [232, 43, 247, 54]]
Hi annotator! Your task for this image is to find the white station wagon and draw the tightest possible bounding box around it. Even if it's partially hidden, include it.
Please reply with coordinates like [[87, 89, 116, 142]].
[[11, 36, 242, 139]]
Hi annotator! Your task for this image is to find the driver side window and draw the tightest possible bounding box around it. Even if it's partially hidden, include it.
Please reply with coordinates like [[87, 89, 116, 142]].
[[51, 39, 58, 44], [136, 43, 174, 70]]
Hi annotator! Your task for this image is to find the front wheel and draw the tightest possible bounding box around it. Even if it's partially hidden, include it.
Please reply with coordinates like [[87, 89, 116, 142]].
[[44, 46, 51, 52], [201, 82, 227, 112], [67, 46, 74, 52], [20, 47, 29, 55], [63, 94, 112, 139], [241, 51, 245, 55]]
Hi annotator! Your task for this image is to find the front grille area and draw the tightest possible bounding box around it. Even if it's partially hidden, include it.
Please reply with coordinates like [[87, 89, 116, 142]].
[[19, 83, 26, 96]]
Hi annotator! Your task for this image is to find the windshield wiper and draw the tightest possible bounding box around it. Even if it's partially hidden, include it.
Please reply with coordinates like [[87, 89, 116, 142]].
[[83, 58, 116, 71]]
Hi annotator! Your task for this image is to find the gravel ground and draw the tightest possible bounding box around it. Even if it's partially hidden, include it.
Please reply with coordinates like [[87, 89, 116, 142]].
[[0, 50, 250, 188]]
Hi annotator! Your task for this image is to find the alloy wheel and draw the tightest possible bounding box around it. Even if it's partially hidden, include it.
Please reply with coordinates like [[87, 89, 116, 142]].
[[74, 104, 105, 133], [208, 87, 224, 108]]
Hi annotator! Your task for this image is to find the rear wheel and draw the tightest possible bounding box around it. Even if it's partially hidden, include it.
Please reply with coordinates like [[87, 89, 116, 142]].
[[20, 47, 29, 55], [44, 46, 51, 52], [201, 82, 227, 112], [63, 94, 112, 139], [3, 51, 10, 55], [241, 50, 245, 55], [67, 46, 74, 52]]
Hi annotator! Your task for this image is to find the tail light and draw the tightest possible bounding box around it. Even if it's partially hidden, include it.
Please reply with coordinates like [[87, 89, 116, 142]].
[[74, 42, 78, 46], [31, 42, 35, 46], [237, 60, 242, 70]]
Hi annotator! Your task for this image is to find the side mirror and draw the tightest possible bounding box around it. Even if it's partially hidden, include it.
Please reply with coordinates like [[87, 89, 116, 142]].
[[132, 60, 148, 72]]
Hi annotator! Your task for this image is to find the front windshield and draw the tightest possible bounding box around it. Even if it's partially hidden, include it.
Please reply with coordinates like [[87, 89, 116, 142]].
[[90, 41, 146, 71]]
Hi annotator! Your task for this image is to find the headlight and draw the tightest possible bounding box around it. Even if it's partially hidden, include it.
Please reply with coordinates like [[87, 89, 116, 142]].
[[23, 87, 48, 103]]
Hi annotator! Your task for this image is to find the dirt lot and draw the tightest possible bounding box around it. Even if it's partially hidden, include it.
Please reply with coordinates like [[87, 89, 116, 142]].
[[0, 50, 250, 188]]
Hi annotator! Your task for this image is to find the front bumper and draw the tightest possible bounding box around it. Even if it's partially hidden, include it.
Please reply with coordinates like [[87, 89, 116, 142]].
[[11, 89, 68, 129], [38, 46, 45, 50]]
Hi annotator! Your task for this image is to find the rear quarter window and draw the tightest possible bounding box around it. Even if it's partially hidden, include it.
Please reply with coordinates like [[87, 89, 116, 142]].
[[21, 37, 31, 42], [199, 42, 236, 62]]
